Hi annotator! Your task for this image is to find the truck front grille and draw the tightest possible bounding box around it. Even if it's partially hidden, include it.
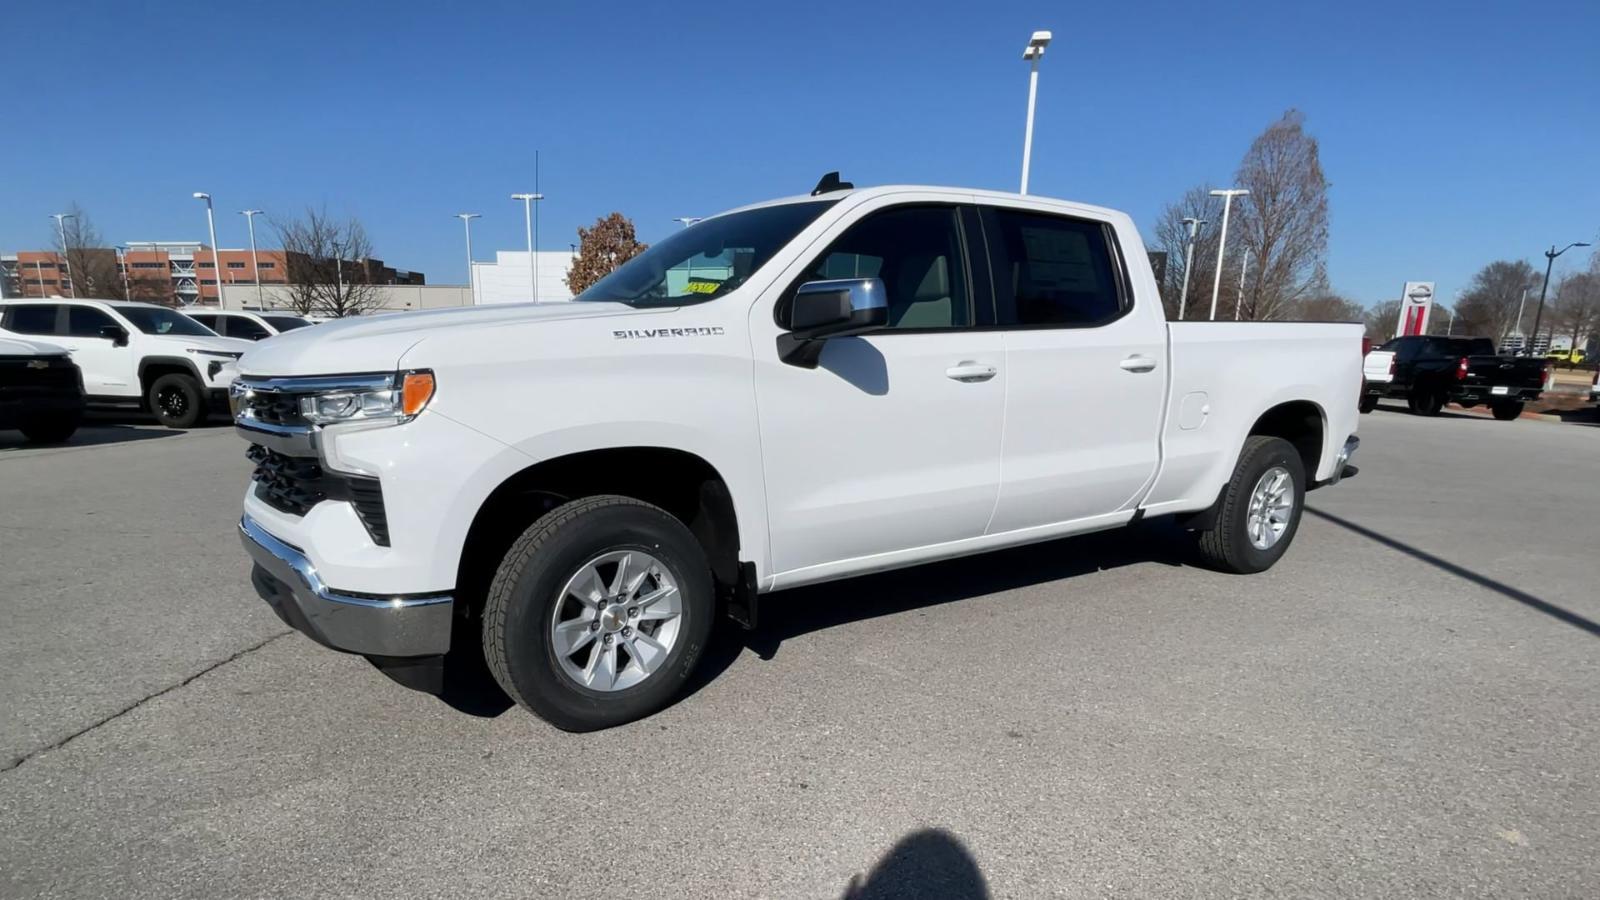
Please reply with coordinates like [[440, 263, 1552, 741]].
[[0, 356, 81, 393], [246, 444, 390, 546], [238, 389, 306, 427]]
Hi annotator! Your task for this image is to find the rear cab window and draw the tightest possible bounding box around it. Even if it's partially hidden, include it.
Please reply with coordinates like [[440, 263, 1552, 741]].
[[979, 206, 1127, 327]]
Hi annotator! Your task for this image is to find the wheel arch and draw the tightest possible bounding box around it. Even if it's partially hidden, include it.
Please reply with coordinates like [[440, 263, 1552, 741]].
[[1245, 399, 1326, 483], [137, 356, 203, 396]]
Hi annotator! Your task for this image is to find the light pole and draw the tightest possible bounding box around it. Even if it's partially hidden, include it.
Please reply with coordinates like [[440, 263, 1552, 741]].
[[239, 209, 264, 308], [1234, 248, 1251, 320], [1176, 217, 1205, 320], [512, 193, 544, 302], [455, 213, 481, 295], [192, 193, 222, 307], [115, 245, 130, 300], [1019, 30, 1052, 194], [50, 213, 76, 298], [1529, 241, 1590, 357], [1207, 188, 1249, 320], [673, 217, 702, 228]]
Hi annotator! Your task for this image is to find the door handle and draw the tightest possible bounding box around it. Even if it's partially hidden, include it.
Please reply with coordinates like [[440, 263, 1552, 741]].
[[945, 361, 997, 383], [1119, 355, 1157, 373]]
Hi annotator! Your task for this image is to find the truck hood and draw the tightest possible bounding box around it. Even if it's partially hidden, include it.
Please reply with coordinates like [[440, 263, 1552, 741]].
[[237, 301, 639, 376], [0, 336, 69, 357], [144, 332, 253, 355]]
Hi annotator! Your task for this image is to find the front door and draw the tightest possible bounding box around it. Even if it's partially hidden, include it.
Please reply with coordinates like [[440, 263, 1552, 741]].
[[60, 305, 136, 397], [753, 203, 1005, 582]]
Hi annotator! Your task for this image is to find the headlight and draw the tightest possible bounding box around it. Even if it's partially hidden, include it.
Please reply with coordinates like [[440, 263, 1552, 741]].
[[297, 370, 435, 425]]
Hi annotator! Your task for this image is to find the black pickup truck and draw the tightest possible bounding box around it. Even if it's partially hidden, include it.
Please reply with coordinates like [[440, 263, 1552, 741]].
[[1361, 335, 1547, 420], [0, 337, 85, 443]]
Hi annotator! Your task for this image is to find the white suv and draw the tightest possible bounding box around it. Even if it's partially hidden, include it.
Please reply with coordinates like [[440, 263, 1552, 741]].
[[186, 309, 314, 342], [0, 299, 251, 428]]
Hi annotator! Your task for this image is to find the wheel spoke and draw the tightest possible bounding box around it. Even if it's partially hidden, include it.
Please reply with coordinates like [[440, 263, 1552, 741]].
[[635, 585, 679, 617], [584, 639, 617, 689], [568, 564, 606, 606], [553, 617, 597, 656], [608, 552, 636, 596], [623, 633, 661, 674]]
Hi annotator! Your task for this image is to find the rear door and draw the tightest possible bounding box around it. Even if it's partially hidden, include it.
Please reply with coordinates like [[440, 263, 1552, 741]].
[[979, 205, 1166, 533]]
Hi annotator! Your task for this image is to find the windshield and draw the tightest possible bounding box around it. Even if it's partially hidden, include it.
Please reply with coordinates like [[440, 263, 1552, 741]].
[[576, 200, 837, 306], [119, 306, 217, 336], [262, 315, 310, 332]]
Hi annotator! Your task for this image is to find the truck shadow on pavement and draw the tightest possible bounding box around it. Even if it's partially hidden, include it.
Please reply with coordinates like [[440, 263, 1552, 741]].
[[839, 828, 989, 900], [1305, 507, 1600, 638], [0, 423, 183, 452]]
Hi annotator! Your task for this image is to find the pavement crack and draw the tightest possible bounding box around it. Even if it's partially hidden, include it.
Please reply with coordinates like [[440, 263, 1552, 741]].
[[1, 629, 292, 774]]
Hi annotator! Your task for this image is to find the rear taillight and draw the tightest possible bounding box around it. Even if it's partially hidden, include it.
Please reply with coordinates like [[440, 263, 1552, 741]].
[[1456, 357, 1469, 381], [1361, 337, 1372, 356], [1388, 356, 1396, 377], [1592, 369, 1598, 387]]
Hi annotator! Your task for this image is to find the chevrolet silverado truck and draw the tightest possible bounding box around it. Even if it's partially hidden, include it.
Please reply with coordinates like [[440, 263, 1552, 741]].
[[0, 336, 84, 443], [1361, 335, 1546, 420], [233, 182, 1362, 731]]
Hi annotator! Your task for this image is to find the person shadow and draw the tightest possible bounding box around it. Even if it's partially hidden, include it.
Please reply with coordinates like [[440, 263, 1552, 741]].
[[840, 828, 990, 900]]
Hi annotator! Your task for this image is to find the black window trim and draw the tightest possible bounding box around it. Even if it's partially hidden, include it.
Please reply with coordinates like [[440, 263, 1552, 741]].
[[773, 201, 983, 336], [967, 203, 1134, 332]]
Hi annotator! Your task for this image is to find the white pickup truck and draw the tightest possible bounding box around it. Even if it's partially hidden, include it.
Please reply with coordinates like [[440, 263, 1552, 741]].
[[232, 183, 1362, 730]]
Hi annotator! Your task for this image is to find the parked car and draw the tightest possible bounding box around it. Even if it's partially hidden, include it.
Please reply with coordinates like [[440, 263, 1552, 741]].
[[1361, 335, 1546, 420], [0, 299, 251, 428], [232, 181, 1363, 731], [186, 309, 314, 341], [1546, 348, 1587, 365], [0, 336, 84, 443]]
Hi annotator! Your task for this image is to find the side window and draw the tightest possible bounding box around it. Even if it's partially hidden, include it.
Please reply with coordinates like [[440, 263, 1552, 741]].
[[67, 305, 118, 337], [230, 317, 270, 340], [188, 314, 218, 331], [4, 304, 63, 335], [793, 205, 969, 330], [986, 208, 1125, 327]]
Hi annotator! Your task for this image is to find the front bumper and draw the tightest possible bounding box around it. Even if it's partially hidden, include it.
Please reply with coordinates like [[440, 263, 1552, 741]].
[[239, 513, 452, 657]]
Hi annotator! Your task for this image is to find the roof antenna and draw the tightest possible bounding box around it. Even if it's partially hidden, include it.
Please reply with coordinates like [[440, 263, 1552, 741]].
[[810, 171, 853, 196]]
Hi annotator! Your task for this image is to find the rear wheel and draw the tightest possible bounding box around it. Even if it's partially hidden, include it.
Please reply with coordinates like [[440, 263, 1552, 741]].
[[1408, 389, 1444, 416], [1358, 395, 1378, 414], [18, 411, 81, 443], [482, 495, 714, 731], [1490, 400, 1524, 421], [1195, 436, 1306, 575], [148, 373, 205, 428]]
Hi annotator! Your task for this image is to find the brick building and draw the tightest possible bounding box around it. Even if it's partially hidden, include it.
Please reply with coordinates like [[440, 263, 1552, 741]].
[[2, 243, 424, 304]]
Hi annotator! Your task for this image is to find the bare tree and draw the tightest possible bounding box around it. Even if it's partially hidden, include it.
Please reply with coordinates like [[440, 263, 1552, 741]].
[[50, 203, 122, 299], [1551, 258, 1600, 355], [1365, 300, 1401, 342], [1455, 260, 1541, 342], [273, 207, 383, 317], [567, 213, 648, 296], [1232, 110, 1330, 321], [1288, 291, 1363, 322]]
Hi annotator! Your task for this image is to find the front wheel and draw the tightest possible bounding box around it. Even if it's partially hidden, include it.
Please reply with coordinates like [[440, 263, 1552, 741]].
[[18, 411, 81, 443], [1358, 395, 1378, 414], [482, 495, 714, 731], [1195, 436, 1306, 574], [1408, 389, 1444, 416], [1491, 400, 1524, 421], [148, 373, 206, 428]]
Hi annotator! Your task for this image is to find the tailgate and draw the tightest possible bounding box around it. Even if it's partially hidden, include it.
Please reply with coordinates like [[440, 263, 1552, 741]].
[[1467, 356, 1545, 389], [1363, 350, 1395, 383]]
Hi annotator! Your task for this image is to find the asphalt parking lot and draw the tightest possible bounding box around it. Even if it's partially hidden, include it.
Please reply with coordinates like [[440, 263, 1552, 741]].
[[2, 407, 1597, 898]]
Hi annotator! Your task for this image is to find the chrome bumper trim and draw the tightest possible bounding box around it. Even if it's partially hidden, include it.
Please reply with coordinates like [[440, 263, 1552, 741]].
[[238, 514, 452, 657], [1327, 435, 1360, 486]]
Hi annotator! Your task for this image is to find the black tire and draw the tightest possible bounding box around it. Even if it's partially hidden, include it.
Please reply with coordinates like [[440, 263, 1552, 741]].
[[148, 373, 205, 428], [1358, 395, 1378, 414], [1491, 400, 1524, 421], [1195, 435, 1306, 575], [17, 411, 81, 443], [482, 495, 714, 731], [1408, 389, 1444, 416]]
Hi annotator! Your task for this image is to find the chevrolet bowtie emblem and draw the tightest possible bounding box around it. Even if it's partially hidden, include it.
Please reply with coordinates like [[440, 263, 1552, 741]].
[[26, 359, 49, 369]]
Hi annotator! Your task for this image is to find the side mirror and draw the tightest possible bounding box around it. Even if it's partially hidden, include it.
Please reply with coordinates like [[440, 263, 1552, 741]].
[[777, 277, 888, 368], [99, 324, 129, 347]]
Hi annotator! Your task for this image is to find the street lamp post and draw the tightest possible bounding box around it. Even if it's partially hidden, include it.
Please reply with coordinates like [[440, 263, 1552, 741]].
[[512, 193, 544, 302], [239, 209, 264, 308], [455, 213, 481, 296], [192, 193, 222, 307], [1207, 188, 1250, 320], [1529, 241, 1591, 357], [673, 217, 702, 228], [50, 213, 76, 298], [1019, 30, 1052, 194], [1176, 217, 1205, 320]]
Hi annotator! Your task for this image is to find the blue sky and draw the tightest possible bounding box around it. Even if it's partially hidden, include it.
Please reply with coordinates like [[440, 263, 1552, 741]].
[[3, 0, 1596, 308]]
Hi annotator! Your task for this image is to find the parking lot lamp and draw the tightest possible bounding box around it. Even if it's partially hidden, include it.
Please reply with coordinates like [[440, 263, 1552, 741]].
[[1019, 30, 1052, 194], [115, 245, 130, 299], [239, 210, 265, 308], [455, 213, 481, 294], [1207, 189, 1249, 320], [192, 193, 221, 307], [512, 194, 543, 302], [1529, 242, 1590, 357], [1176, 217, 1205, 319], [50, 213, 76, 298]]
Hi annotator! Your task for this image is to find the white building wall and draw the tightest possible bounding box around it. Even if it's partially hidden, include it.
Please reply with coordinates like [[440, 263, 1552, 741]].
[[471, 250, 575, 305]]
